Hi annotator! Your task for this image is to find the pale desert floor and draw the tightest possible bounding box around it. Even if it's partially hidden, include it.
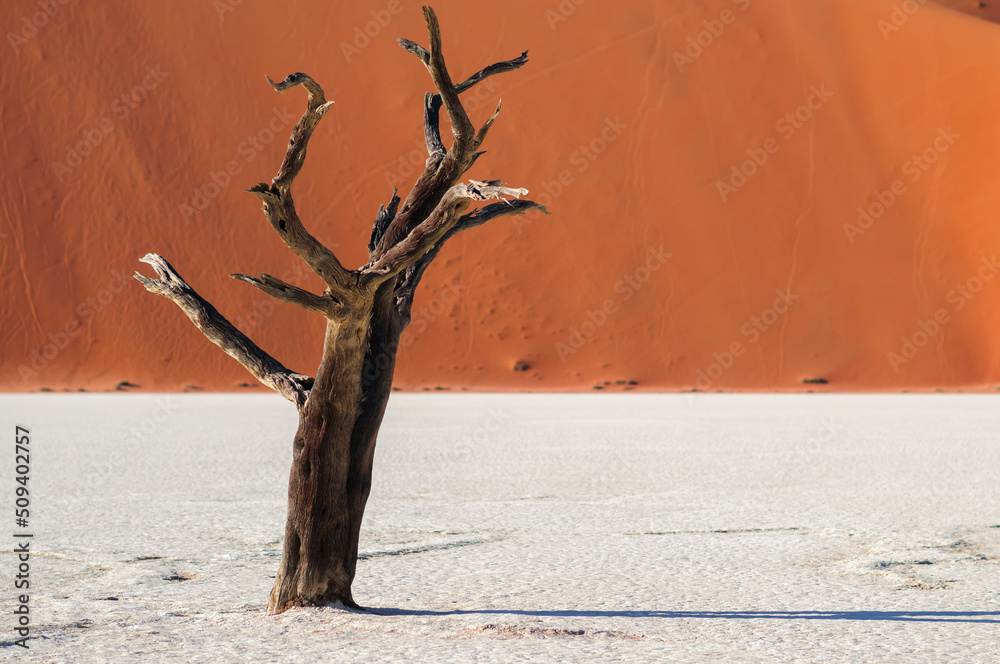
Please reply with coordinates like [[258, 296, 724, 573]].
[[1, 394, 999, 663]]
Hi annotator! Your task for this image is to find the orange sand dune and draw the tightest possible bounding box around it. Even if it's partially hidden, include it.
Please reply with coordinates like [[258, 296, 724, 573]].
[[4, 0, 1000, 393]]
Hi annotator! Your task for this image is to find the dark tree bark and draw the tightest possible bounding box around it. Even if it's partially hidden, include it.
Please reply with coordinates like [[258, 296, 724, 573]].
[[134, 6, 546, 615]]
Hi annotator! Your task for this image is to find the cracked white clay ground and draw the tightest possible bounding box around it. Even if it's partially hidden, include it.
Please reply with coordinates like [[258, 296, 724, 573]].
[[1, 393, 998, 663]]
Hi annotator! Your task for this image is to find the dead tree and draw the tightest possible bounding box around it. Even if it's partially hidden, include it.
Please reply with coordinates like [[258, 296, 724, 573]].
[[134, 6, 544, 614]]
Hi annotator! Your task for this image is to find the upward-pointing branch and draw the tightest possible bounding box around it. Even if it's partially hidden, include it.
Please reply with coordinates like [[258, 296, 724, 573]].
[[411, 49, 529, 162], [369, 189, 401, 257], [413, 6, 474, 156], [248, 73, 354, 295], [374, 8, 527, 262]]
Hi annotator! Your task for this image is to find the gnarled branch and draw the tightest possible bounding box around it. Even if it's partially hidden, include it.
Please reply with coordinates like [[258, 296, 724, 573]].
[[421, 92, 446, 164], [460, 198, 549, 227], [369, 189, 401, 257], [250, 73, 353, 294], [362, 180, 529, 287], [398, 41, 527, 96], [455, 50, 529, 95], [230, 272, 341, 318], [473, 100, 502, 151], [265, 72, 334, 187], [134, 254, 313, 407], [394, 199, 548, 322], [413, 48, 529, 159], [374, 12, 528, 262], [404, 7, 474, 155]]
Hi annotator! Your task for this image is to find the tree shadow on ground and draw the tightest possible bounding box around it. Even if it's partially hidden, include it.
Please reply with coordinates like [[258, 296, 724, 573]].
[[369, 608, 1000, 623]]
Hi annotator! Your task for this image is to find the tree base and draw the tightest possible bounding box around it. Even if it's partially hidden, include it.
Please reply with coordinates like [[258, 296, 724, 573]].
[[267, 593, 364, 615]]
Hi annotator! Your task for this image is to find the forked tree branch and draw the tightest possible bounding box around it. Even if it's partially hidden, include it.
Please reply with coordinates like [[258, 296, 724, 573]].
[[374, 10, 530, 262], [393, 199, 547, 322], [265, 73, 334, 188], [417, 55, 528, 166], [412, 7, 475, 155], [362, 180, 530, 286], [363, 193, 472, 285], [400, 33, 528, 164], [136, 9, 541, 411], [249, 73, 354, 294], [134, 254, 314, 407]]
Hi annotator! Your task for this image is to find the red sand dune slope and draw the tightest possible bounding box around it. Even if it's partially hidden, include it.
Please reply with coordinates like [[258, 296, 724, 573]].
[[3, 0, 1000, 392]]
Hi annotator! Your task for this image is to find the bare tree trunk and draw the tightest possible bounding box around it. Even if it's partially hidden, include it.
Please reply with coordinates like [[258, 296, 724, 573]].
[[268, 312, 372, 611], [135, 6, 546, 615], [267, 284, 404, 611]]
